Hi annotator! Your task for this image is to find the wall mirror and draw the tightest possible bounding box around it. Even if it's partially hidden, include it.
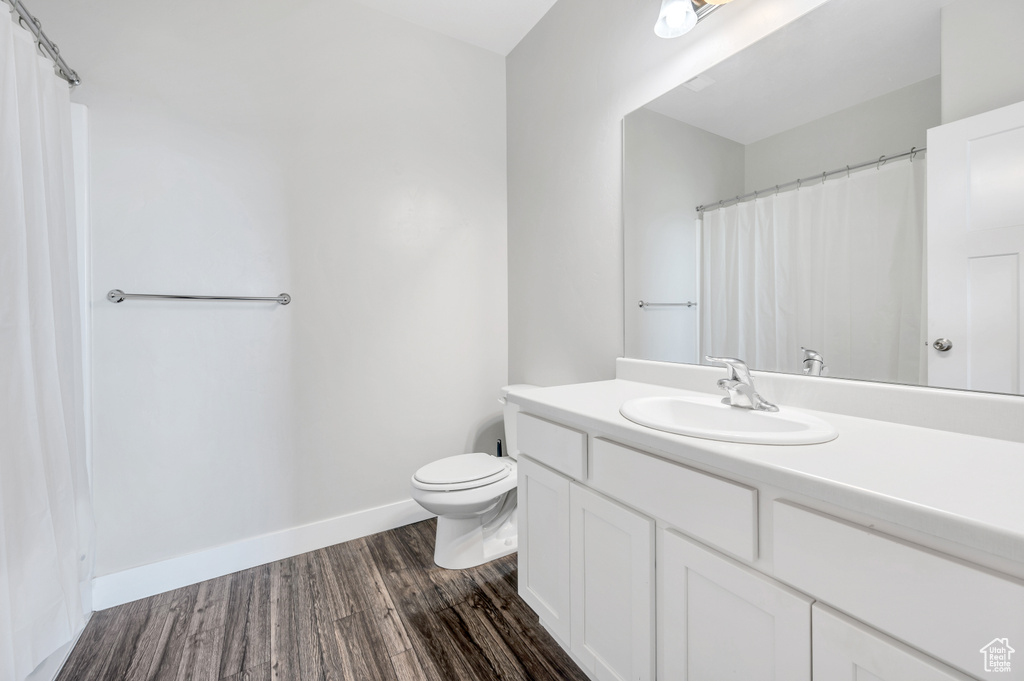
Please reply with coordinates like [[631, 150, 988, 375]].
[[623, 0, 1024, 396]]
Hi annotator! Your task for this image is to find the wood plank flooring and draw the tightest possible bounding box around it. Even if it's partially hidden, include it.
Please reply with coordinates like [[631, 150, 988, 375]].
[[57, 519, 589, 681]]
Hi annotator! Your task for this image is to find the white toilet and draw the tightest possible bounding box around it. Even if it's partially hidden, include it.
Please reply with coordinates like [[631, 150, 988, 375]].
[[410, 384, 536, 570]]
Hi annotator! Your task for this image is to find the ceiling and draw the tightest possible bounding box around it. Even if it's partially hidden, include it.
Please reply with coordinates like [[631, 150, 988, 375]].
[[644, 0, 955, 144], [351, 0, 559, 56]]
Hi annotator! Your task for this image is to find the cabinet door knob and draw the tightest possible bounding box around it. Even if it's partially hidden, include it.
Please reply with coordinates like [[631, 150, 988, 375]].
[[932, 338, 953, 352]]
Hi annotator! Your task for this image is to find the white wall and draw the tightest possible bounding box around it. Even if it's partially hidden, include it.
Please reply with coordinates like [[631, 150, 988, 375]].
[[39, 0, 507, 578], [744, 76, 940, 192], [507, 0, 830, 386], [941, 0, 1024, 124], [623, 109, 744, 363]]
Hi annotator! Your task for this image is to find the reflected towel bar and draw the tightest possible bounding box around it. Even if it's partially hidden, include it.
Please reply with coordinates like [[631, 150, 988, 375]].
[[638, 300, 697, 308], [107, 289, 291, 305]]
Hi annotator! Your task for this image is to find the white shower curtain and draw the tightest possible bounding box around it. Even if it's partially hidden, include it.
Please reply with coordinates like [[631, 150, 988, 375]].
[[0, 12, 93, 681], [702, 158, 926, 384]]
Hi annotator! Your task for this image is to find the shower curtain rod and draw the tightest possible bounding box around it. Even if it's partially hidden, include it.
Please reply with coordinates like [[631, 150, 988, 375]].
[[696, 145, 926, 214], [4, 0, 80, 86]]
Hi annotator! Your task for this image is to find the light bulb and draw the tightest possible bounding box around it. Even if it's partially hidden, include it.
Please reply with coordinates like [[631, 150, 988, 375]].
[[664, 5, 688, 27], [655, 0, 697, 38]]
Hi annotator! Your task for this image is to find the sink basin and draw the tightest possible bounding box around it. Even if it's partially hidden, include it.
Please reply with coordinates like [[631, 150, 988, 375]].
[[619, 395, 838, 445]]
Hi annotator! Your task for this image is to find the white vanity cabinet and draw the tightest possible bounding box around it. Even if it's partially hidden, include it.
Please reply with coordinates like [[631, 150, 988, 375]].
[[517, 422, 808, 681], [773, 501, 1024, 681], [658, 528, 812, 681], [516, 416, 656, 681], [514, 404, 1020, 681]]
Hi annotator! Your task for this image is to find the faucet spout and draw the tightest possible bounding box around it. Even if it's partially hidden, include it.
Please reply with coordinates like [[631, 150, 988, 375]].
[[706, 356, 779, 412]]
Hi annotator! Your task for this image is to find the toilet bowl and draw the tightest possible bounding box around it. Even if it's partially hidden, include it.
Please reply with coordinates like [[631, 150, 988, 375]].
[[409, 384, 536, 570]]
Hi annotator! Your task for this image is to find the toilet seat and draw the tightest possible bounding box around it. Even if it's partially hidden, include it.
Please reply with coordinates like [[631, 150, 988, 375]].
[[412, 453, 511, 492]]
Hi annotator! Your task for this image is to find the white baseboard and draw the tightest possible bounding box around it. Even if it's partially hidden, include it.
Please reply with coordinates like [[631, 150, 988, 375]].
[[92, 498, 433, 610]]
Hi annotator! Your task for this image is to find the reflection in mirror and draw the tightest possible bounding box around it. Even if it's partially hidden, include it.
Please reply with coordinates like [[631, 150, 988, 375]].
[[623, 0, 1024, 395]]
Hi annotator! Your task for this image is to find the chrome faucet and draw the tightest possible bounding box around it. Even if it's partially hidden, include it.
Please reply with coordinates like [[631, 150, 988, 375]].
[[705, 356, 778, 412], [801, 347, 826, 377]]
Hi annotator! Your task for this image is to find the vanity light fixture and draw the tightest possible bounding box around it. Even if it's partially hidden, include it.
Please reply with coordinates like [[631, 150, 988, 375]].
[[655, 0, 727, 38], [654, 0, 697, 38]]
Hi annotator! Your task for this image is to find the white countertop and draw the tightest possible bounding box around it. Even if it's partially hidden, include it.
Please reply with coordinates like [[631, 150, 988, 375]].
[[508, 379, 1024, 563]]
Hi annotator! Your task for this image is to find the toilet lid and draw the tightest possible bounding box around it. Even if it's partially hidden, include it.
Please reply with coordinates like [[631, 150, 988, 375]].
[[413, 453, 511, 491]]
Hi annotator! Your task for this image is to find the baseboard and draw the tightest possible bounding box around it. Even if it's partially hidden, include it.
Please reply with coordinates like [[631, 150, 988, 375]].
[[92, 498, 433, 610]]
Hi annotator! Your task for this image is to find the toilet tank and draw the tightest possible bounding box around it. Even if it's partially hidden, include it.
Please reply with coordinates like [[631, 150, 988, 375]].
[[499, 384, 538, 460]]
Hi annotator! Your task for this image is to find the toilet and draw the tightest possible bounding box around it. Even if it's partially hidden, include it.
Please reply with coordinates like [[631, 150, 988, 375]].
[[410, 384, 536, 570]]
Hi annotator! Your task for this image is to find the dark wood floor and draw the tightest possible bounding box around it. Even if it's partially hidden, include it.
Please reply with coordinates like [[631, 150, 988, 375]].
[[57, 519, 588, 681]]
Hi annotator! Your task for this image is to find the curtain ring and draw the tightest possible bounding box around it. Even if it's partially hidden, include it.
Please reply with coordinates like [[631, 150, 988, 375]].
[[719, 200, 724, 209], [775, 185, 779, 196], [797, 178, 802, 190], [846, 165, 851, 178], [910, 146, 917, 162], [821, 171, 827, 185], [877, 155, 886, 170]]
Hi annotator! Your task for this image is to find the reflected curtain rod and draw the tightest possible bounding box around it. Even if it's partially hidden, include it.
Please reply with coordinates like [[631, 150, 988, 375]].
[[696, 145, 926, 214], [3, 0, 80, 86]]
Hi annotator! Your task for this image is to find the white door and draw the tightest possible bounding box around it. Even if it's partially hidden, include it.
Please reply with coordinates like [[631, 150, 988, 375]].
[[813, 604, 974, 681], [517, 456, 572, 644], [927, 99, 1024, 393], [658, 528, 812, 681], [569, 483, 655, 681]]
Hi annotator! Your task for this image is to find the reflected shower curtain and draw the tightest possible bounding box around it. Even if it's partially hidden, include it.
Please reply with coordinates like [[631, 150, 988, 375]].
[[1, 12, 93, 681], [702, 159, 926, 384]]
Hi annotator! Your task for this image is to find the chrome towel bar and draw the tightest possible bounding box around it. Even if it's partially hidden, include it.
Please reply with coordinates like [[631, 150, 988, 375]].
[[107, 289, 291, 305], [638, 300, 697, 308]]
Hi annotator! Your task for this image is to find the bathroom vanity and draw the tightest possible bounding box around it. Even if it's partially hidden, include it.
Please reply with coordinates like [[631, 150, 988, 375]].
[[509, 360, 1024, 681]]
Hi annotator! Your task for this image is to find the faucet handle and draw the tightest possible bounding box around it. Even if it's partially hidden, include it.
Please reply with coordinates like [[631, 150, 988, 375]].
[[800, 347, 827, 376], [800, 347, 822, 361], [705, 356, 750, 382]]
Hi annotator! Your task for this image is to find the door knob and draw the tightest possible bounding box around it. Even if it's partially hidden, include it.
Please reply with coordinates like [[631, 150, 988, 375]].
[[932, 338, 953, 352]]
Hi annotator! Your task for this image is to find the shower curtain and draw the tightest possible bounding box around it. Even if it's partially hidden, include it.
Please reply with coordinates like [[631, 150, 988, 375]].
[[1, 12, 93, 681], [702, 158, 926, 384]]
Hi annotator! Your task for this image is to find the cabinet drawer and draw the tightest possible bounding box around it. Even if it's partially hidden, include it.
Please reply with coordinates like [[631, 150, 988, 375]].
[[516, 413, 587, 481], [774, 501, 1024, 680], [813, 604, 973, 681], [590, 438, 758, 561]]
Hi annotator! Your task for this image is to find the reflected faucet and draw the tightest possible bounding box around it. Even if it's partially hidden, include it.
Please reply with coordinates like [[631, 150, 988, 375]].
[[705, 356, 778, 412], [801, 347, 826, 377]]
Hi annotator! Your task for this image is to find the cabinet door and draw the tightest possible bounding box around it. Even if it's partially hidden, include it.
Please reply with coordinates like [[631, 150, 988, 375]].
[[813, 604, 974, 681], [658, 528, 812, 681], [517, 455, 572, 644], [570, 483, 655, 681]]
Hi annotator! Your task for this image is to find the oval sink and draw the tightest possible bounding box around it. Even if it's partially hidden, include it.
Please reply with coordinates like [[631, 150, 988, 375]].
[[619, 395, 838, 445]]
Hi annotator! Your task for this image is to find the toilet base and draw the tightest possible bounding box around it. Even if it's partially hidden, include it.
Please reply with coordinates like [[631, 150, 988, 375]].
[[433, 490, 518, 570]]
